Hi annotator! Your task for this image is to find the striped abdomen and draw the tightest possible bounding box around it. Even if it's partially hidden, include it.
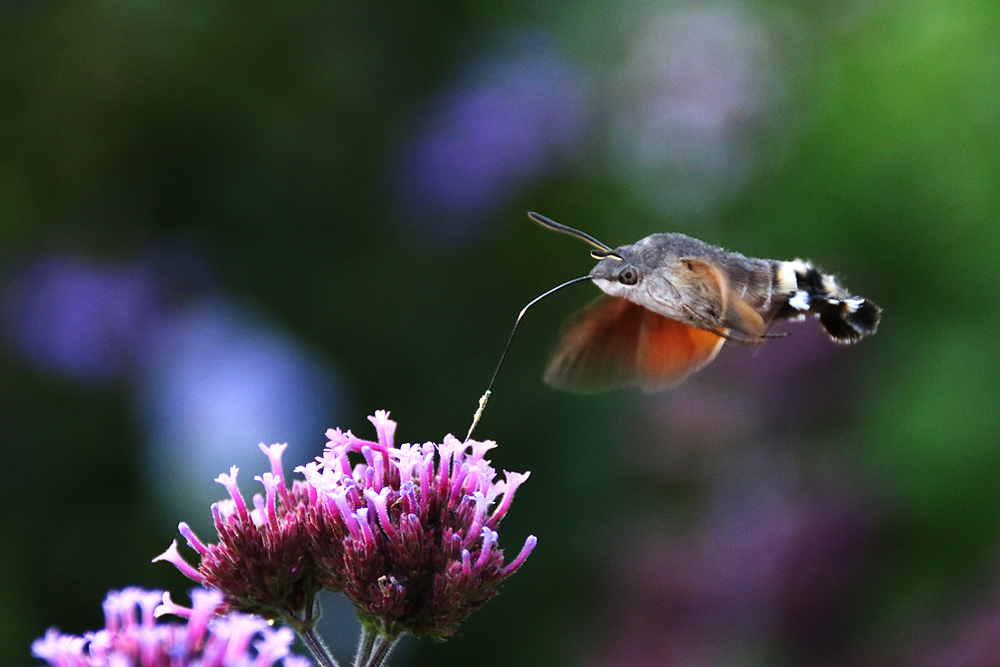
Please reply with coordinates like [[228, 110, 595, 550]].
[[770, 260, 881, 343]]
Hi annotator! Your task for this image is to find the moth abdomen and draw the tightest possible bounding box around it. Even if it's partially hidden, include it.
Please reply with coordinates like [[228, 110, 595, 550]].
[[774, 260, 881, 344], [819, 297, 881, 342]]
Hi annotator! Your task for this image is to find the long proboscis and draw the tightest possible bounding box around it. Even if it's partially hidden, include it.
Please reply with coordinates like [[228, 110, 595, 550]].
[[527, 211, 617, 256], [465, 274, 592, 441]]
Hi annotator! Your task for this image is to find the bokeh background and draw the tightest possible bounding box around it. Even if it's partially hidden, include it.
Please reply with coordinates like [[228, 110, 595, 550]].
[[4, 0, 1000, 665]]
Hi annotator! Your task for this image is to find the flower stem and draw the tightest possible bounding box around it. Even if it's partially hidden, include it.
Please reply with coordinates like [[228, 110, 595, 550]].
[[364, 635, 400, 667], [282, 609, 340, 667], [299, 624, 340, 667], [353, 626, 377, 667], [353, 626, 401, 667]]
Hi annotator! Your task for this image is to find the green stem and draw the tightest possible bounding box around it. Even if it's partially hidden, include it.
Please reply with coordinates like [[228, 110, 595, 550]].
[[353, 626, 377, 667], [282, 608, 340, 667], [364, 635, 400, 667]]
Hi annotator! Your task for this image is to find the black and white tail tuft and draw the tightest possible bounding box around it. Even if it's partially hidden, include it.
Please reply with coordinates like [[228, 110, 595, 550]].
[[775, 260, 881, 344]]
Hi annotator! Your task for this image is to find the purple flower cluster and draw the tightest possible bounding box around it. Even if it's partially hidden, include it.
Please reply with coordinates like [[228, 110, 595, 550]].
[[32, 587, 310, 667], [156, 411, 535, 639], [155, 442, 318, 619], [390, 34, 591, 248]]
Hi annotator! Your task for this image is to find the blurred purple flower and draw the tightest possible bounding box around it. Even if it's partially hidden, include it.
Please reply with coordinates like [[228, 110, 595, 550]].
[[158, 411, 536, 641], [136, 298, 346, 516], [32, 587, 311, 667], [879, 585, 1000, 667], [607, 5, 797, 215], [580, 469, 875, 666], [3, 249, 349, 522], [392, 33, 591, 247], [2, 253, 162, 382]]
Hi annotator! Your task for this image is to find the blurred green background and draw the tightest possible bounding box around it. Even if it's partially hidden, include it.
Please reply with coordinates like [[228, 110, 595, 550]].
[[3, 0, 1000, 665]]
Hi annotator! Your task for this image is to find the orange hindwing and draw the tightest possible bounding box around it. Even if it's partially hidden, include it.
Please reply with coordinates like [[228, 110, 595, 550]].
[[545, 296, 725, 392]]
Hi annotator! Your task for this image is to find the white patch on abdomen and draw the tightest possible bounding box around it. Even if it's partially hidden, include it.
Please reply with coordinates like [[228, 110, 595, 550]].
[[788, 290, 811, 312]]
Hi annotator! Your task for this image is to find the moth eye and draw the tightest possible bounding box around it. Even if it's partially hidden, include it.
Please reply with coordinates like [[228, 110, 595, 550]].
[[618, 267, 639, 285]]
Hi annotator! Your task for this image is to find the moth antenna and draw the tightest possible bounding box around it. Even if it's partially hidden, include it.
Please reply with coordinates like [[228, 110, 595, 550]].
[[465, 275, 592, 441], [527, 211, 618, 256]]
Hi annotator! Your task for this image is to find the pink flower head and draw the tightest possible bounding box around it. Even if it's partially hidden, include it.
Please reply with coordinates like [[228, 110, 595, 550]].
[[298, 411, 536, 638], [32, 587, 311, 667], [153, 444, 317, 619], [157, 412, 536, 639]]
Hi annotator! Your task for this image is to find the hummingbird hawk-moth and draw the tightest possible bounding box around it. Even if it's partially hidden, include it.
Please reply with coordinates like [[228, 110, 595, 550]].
[[531, 212, 882, 392], [462, 212, 882, 440]]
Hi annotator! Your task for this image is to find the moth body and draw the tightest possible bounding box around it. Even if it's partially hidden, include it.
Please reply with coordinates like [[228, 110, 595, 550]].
[[529, 212, 882, 392], [590, 233, 879, 345], [590, 234, 775, 337]]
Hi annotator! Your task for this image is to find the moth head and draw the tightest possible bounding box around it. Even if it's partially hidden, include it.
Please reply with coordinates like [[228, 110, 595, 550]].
[[589, 248, 642, 297]]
